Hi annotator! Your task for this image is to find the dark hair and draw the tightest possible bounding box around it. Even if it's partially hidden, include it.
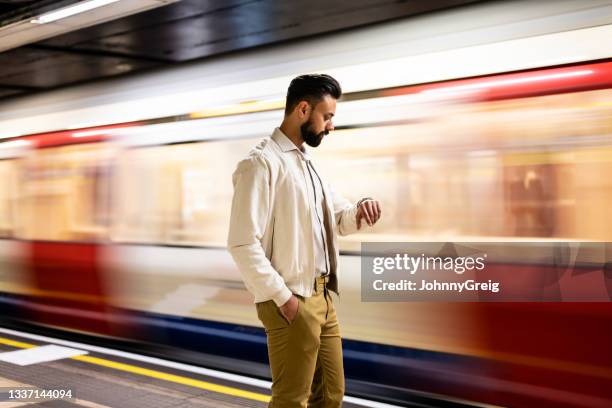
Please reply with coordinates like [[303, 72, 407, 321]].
[[284, 74, 342, 115]]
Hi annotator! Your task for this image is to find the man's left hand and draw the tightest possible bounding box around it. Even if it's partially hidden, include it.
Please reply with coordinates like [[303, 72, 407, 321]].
[[356, 198, 381, 229]]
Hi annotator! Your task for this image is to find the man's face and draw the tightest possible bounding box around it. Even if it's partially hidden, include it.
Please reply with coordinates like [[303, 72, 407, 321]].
[[300, 95, 336, 148]]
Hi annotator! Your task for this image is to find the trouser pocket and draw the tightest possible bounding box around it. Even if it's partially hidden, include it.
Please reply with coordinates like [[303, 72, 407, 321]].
[[256, 299, 299, 331]]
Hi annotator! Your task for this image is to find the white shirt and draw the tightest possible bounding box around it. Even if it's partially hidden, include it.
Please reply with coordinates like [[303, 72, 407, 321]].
[[299, 148, 330, 277], [227, 128, 362, 306]]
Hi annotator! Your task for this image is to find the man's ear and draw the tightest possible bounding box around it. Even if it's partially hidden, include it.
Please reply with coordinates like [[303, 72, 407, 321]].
[[297, 101, 311, 119]]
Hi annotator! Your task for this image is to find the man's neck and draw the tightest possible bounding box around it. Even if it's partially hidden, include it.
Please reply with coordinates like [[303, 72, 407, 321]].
[[279, 121, 304, 150]]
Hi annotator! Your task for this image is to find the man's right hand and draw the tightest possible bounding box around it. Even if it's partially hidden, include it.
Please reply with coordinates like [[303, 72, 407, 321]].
[[279, 295, 299, 323]]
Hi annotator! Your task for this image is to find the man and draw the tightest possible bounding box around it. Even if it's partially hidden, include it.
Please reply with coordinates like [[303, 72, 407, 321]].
[[228, 74, 381, 407]]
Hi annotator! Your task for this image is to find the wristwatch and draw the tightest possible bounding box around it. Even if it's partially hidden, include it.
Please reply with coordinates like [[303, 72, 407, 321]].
[[357, 197, 375, 207]]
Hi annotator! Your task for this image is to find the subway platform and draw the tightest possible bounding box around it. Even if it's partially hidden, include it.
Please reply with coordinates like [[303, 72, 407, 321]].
[[0, 328, 384, 408]]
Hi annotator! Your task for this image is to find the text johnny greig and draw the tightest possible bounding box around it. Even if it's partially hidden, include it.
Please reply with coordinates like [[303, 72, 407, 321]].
[[371, 253, 500, 293]]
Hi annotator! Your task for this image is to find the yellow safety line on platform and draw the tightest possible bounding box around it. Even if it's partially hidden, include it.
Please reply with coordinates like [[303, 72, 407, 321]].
[[0, 337, 36, 349], [0, 336, 270, 403], [71, 355, 270, 402]]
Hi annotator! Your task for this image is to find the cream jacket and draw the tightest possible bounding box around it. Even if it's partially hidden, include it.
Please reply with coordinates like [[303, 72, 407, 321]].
[[227, 128, 361, 306]]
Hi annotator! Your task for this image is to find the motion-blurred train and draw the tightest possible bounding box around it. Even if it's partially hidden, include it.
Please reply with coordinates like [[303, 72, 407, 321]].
[[1, 0, 612, 406]]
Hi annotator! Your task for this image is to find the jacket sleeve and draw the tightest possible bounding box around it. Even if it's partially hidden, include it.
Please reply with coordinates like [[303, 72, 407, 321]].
[[227, 155, 293, 307], [329, 186, 361, 236]]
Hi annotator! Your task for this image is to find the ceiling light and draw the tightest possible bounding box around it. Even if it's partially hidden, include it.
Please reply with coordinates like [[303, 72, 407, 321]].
[[30, 0, 121, 24]]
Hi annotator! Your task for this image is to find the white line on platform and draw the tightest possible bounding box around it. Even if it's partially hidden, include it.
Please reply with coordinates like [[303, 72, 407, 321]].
[[0, 327, 402, 408], [0, 344, 87, 366]]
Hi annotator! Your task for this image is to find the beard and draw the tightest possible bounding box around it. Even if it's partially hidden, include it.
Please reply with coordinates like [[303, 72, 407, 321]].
[[300, 119, 328, 147]]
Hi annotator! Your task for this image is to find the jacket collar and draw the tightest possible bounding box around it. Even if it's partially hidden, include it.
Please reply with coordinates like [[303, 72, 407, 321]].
[[272, 128, 309, 157]]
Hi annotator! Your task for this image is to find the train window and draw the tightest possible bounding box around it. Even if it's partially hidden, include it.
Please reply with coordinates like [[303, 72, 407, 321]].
[[0, 160, 19, 238], [111, 138, 255, 246], [313, 88, 612, 250], [15, 143, 114, 242]]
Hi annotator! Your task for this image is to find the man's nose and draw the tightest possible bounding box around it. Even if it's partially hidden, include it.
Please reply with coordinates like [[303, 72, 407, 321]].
[[326, 122, 335, 132]]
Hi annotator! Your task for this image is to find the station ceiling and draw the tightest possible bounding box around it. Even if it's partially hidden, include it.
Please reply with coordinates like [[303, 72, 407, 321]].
[[0, 0, 483, 100]]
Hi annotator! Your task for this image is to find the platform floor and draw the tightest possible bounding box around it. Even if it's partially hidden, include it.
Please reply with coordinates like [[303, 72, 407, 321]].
[[0, 328, 378, 408]]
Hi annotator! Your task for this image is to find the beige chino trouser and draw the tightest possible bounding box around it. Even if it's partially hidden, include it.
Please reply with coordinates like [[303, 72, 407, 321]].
[[256, 276, 344, 408]]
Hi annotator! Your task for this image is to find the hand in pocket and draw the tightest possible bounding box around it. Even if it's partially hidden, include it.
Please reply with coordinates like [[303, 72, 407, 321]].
[[279, 295, 299, 323]]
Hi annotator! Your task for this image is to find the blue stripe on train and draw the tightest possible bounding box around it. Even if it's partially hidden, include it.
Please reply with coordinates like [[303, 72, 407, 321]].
[[0, 292, 490, 392]]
